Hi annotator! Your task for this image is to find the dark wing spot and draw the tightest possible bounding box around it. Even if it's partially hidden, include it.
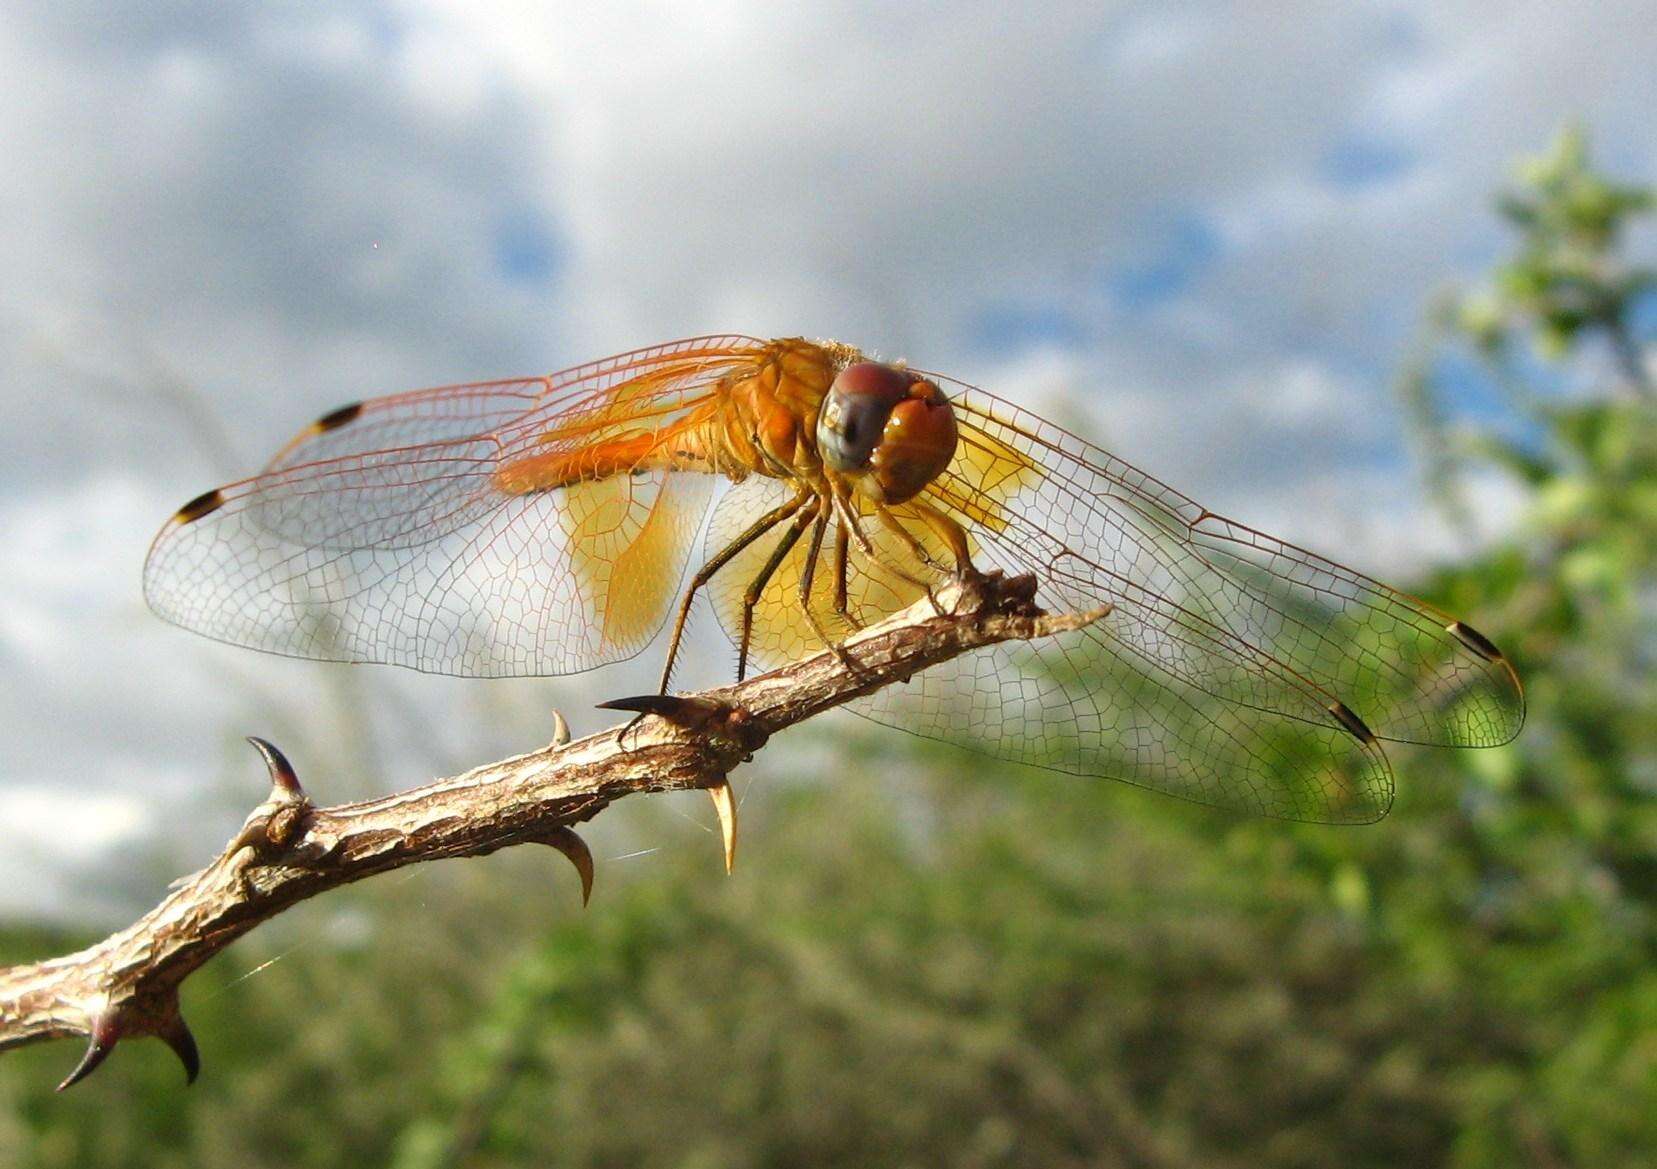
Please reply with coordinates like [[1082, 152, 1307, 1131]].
[[1447, 620, 1505, 663], [1327, 700, 1377, 745], [312, 401, 364, 433], [174, 488, 226, 524]]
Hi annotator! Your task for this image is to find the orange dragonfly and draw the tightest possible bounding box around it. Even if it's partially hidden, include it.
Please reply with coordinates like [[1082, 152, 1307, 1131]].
[[144, 335, 1523, 823]]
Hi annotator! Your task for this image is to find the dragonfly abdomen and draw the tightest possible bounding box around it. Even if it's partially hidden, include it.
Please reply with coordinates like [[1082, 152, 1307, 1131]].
[[492, 338, 849, 497], [492, 410, 725, 496]]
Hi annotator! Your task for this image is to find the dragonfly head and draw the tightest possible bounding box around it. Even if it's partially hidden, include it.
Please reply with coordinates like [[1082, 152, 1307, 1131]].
[[816, 361, 958, 504]]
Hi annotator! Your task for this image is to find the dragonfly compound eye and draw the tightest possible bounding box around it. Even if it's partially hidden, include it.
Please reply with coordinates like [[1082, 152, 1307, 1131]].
[[818, 362, 907, 473], [818, 363, 958, 503]]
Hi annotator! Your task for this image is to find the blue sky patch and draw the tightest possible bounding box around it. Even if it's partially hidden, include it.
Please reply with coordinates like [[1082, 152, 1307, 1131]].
[[492, 209, 560, 285], [1107, 210, 1222, 309], [1321, 135, 1414, 188], [969, 302, 1088, 353]]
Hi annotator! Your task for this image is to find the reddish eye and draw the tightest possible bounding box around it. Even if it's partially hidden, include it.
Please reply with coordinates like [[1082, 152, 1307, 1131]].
[[816, 362, 957, 503], [816, 362, 910, 473], [870, 384, 957, 503]]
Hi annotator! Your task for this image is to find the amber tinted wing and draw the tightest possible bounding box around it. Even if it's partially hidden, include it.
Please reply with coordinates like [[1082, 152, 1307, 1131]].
[[144, 336, 768, 675], [927, 378, 1525, 749], [705, 379, 1521, 823], [706, 475, 1395, 823]]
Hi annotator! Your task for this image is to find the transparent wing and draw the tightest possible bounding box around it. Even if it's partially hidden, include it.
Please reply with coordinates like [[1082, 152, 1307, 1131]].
[[704, 378, 1524, 823], [927, 378, 1525, 750], [704, 477, 1394, 823], [144, 336, 768, 675]]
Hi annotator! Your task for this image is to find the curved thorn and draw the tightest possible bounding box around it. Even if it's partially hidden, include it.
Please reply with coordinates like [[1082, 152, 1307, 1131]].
[[550, 709, 571, 747], [56, 1015, 119, 1092], [246, 736, 304, 802], [708, 780, 738, 875], [598, 694, 725, 729], [597, 693, 688, 716], [543, 827, 594, 907], [160, 1013, 201, 1085]]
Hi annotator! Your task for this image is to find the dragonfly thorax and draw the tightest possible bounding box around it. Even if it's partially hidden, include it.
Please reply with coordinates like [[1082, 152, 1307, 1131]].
[[815, 361, 959, 505]]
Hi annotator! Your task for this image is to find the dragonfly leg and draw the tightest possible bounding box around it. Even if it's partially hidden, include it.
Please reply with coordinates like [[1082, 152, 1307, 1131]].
[[828, 478, 948, 597], [868, 500, 947, 586], [736, 498, 821, 681], [827, 476, 876, 558], [874, 503, 946, 572], [655, 488, 809, 693], [869, 504, 950, 614], [832, 524, 849, 617], [613, 488, 808, 751], [905, 496, 976, 577], [797, 505, 860, 675]]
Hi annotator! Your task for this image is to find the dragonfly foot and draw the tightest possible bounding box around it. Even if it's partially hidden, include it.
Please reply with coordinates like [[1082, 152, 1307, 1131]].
[[830, 640, 864, 678]]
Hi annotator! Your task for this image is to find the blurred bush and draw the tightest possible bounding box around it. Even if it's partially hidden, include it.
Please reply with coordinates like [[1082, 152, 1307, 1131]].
[[3, 129, 1652, 1169]]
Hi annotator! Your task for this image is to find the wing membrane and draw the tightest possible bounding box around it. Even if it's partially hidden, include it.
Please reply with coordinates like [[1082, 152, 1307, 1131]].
[[144, 336, 766, 674], [928, 377, 1524, 749], [704, 476, 1394, 823], [703, 371, 1521, 822]]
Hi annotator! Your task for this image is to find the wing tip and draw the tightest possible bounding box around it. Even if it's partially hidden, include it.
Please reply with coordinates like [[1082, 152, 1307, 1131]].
[[1327, 699, 1378, 746], [1445, 619, 1527, 744], [172, 487, 227, 525], [1446, 620, 1504, 664], [310, 401, 365, 434]]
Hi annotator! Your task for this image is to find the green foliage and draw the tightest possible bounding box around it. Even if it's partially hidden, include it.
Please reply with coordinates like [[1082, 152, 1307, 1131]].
[[2, 130, 1653, 1166], [1457, 126, 1652, 371]]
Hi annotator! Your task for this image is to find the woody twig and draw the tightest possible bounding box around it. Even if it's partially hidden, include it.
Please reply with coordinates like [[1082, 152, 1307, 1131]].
[[0, 571, 1107, 1091]]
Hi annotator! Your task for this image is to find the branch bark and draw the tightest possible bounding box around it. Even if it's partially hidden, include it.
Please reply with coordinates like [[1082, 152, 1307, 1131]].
[[0, 572, 1107, 1091]]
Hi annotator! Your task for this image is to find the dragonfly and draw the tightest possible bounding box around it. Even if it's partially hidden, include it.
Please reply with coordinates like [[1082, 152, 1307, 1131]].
[[144, 335, 1524, 826]]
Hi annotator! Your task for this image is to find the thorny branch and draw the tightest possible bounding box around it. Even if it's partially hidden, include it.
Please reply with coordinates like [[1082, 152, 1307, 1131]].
[[0, 572, 1108, 1092]]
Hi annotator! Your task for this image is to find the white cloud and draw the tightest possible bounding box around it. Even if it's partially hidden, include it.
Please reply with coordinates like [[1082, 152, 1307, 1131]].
[[0, 1, 1651, 915], [0, 786, 152, 860]]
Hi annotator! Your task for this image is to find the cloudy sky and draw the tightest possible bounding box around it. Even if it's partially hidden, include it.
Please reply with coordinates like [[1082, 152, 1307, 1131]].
[[1, 1, 1652, 920]]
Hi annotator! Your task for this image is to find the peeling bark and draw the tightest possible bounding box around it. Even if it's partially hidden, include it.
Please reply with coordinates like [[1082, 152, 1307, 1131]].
[[0, 572, 1108, 1090]]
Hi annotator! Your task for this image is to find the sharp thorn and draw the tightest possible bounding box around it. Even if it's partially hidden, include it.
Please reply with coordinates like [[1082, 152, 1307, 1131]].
[[708, 780, 738, 875], [542, 827, 594, 906], [160, 1013, 201, 1085], [598, 693, 726, 730], [597, 693, 690, 716], [56, 1015, 119, 1092], [246, 736, 304, 801], [550, 709, 571, 746]]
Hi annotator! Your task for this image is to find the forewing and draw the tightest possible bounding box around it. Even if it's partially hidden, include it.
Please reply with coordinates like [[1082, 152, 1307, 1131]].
[[144, 336, 766, 675], [704, 376, 1523, 822], [704, 476, 1394, 823], [929, 379, 1525, 749]]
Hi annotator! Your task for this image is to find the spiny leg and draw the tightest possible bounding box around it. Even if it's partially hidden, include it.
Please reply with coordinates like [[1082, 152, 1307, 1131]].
[[827, 478, 941, 605], [833, 523, 849, 617], [737, 498, 820, 681], [827, 476, 875, 558], [614, 488, 807, 750], [905, 496, 977, 578], [798, 506, 862, 675], [656, 488, 808, 693], [874, 503, 946, 574], [869, 503, 949, 613]]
